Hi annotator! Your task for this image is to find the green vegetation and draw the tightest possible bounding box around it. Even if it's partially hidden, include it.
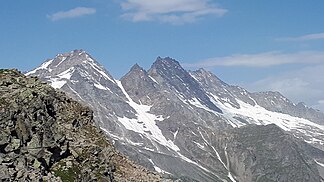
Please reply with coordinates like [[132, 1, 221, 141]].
[[0, 69, 19, 75], [0, 69, 10, 74], [53, 161, 81, 182]]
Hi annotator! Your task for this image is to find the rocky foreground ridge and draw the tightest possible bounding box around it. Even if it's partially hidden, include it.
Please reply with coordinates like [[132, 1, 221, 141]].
[[0, 69, 165, 181]]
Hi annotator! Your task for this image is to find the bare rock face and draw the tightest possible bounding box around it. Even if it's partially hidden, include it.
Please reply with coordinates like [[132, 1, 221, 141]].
[[0, 69, 165, 182]]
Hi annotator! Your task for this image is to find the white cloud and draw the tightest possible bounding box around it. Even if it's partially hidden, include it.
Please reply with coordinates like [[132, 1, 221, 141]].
[[120, 0, 227, 24], [247, 64, 324, 112], [313, 100, 324, 112], [48, 7, 96, 21], [183, 51, 324, 68], [277, 32, 324, 41]]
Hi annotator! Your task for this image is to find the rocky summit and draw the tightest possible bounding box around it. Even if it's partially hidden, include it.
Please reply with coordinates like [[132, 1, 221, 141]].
[[0, 69, 165, 181], [26, 50, 324, 181]]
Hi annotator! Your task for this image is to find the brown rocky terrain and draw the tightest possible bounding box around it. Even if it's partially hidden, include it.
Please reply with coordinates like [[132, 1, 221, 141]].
[[0, 69, 167, 181]]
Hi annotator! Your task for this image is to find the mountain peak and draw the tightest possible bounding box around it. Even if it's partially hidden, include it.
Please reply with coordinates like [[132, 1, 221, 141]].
[[55, 49, 87, 58], [26, 49, 116, 88], [194, 68, 212, 77], [72, 49, 85, 53], [191, 68, 227, 87], [153, 56, 182, 70], [148, 57, 223, 113], [27, 50, 101, 74], [130, 63, 144, 72]]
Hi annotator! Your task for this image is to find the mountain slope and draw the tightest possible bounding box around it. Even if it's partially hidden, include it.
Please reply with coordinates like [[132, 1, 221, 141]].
[[214, 124, 323, 182], [190, 68, 324, 151], [26, 50, 324, 181], [252, 91, 324, 125], [0, 69, 164, 181]]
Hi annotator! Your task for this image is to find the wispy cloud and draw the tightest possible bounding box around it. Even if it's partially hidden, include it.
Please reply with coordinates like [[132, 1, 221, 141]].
[[247, 64, 324, 112], [47, 7, 96, 21], [183, 51, 324, 68], [276, 32, 324, 42], [120, 0, 227, 25]]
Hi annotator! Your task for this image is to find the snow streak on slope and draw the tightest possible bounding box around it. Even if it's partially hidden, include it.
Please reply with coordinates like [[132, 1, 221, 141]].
[[116, 80, 180, 152], [315, 160, 324, 167], [49, 79, 66, 89], [198, 129, 236, 182], [26, 59, 53, 75], [56, 67, 74, 79], [188, 97, 243, 127], [148, 159, 171, 174], [48, 67, 75, 89], [224, 145, 236, 182], [86, 55, 116, 84], [93, 83, 110, 91]]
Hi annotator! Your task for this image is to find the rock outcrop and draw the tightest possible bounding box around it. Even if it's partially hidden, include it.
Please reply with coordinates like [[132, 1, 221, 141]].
[[0, 69, 165, 181]]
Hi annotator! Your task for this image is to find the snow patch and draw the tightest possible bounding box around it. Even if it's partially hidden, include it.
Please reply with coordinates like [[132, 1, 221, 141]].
[[49, 79, 66, 89], [148, 159, 171, 174], [101, 127, 123, 141], [209, 93, 324, 146], [26, 59, 53, 75], [211, 93, 324, 131], [188, 97, 241, 127], [148, 75, 158, 84], [177, 153, 212, 173], [144, 147, 155, 152], [57, 67, 74, 79], [224, 145, 237, 182], [188, 98, 214, 113], [173, 128, 179, 140], [66, 85, 85, 101], [116, 80, 180, 152], [315, 160, 324, 167], [56, 57, 67, 67], [86, 57, 115, 84], [94, 83, 111, 92], [193, 141, 205, 150], [46, 68, 75, 89]]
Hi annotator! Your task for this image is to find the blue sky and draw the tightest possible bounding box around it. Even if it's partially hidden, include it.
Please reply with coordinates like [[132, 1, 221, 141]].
[[1, 0, 324, 111]]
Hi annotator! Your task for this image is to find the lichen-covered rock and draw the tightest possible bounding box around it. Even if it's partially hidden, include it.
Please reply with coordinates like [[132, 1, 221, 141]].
[[0, 69, 167, 181]]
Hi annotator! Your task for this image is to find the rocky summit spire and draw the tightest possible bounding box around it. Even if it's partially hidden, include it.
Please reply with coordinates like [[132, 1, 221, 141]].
[[148, 56, 223, 113], [150, 56, 183, 73], [129, 63, 144, 72]]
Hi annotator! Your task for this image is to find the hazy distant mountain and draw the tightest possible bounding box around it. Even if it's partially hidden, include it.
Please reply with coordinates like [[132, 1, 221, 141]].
[[27, 50, 324, 181]]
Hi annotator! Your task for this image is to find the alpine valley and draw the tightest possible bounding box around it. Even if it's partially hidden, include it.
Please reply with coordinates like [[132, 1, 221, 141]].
[[26, 50, 324, 182]]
